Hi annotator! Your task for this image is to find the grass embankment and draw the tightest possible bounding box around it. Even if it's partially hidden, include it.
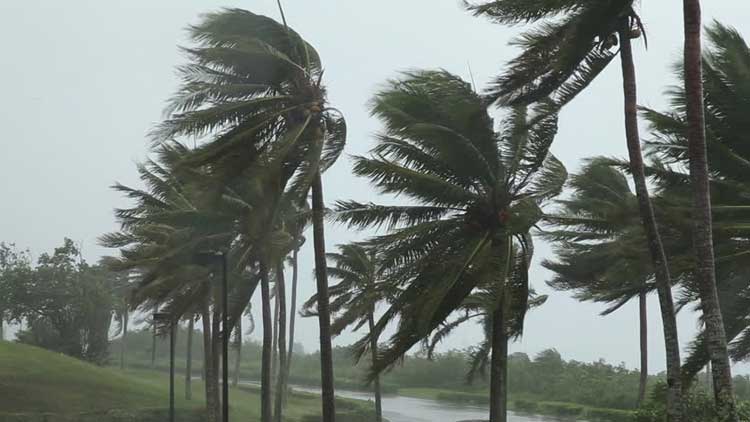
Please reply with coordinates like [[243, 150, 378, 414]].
[[399, 387, 635, 422], [0, 342, 376, 421]]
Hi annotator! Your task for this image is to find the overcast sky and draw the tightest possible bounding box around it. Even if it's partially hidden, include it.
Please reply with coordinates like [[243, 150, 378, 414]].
[[2, 0, 750, 375]]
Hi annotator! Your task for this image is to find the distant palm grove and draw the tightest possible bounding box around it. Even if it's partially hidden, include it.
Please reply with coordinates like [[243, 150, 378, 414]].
[[2, 1, 750, 422]]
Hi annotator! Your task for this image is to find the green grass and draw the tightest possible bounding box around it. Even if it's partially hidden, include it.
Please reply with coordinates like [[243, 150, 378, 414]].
[[0, 341, 168, 413], [0, 342, 376, 421]]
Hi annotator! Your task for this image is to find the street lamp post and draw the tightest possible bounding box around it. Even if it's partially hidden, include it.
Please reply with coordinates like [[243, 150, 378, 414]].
[[153, 312, 175, 422], [196, 251, 228, 422]]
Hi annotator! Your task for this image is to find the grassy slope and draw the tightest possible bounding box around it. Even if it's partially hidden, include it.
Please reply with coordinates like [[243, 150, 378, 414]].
[[0, 342, 372, 421], [0, 341, 167, 413]]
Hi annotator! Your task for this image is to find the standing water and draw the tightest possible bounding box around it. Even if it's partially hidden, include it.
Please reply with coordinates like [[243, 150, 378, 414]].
[[291, 385, 564, 422]]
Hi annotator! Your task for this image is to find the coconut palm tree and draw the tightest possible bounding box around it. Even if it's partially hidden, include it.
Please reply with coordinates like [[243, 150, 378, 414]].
[[466, 2, 684, 417], [335, 70, 566, 422], [154, 9, 346, 419], [542, 159, 668, 406], [644, 21, 750, 417], [303, 244, 395, 422], [681, 2, 737, 419]]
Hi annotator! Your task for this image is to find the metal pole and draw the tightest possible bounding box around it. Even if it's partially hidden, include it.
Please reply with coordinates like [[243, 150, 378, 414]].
[[222, 253, 229, 422], [170, 320, 175, 422]]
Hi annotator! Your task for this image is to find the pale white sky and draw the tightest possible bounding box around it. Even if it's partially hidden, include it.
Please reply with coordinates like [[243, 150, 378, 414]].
[[1, 0, 749, 374]]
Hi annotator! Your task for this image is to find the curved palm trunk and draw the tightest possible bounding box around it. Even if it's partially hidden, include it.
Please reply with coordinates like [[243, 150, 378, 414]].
[[489, 307, 508, 422], [260, 265, 273, 422], [232, 318, 242, 387], [274, 263, 289, 422], [618, 23, 683, 421], [682, 2, 738, 419], [186, 318, 194, 401], [638, 290, 648, 406], [286, 247, 300, 402], [312, 172, 336, 422], [202, 301, 218, 422], [367, 310, 383, 422], [120, 312, 128, 370]]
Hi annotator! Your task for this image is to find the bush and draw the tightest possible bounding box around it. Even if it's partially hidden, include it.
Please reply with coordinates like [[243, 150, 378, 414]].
[[584, 407, 635, 422], [513, 398, 539, 413], [538, 402, 584, 417]]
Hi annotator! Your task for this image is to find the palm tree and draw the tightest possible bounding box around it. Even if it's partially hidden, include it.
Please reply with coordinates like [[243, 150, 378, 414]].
[[542, 159, 668, 406], [335, 70, 566, 422], [102, 142, 270, 422], [303, 244, 394, 422], [466, 2, 684, 418], [154, 9, 347, 420], [643, 21, 750, 416], [681, 1, 737, 419]]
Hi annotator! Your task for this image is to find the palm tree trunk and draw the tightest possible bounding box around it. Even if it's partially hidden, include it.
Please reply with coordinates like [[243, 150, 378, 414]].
[[186, 317, 194, 401], [120, 312, 128, 370], [285, 247, 300, 404], [274, 263, 289, 422], [638, 290, 648, 407], [202, 301, 218, 422], [232, 318, 242, 387], [151, 305, 158, 368], [489, 307, 508, 422], [271, 282, 279, 401], [261, 264, 273, 422], [210, 287, 222, 420], [312, 172, 336, 422], [618, 22, 683, 421], [0, 313, 4, 341], [682, 2, 738, 419], [367, 310, 383, 422]]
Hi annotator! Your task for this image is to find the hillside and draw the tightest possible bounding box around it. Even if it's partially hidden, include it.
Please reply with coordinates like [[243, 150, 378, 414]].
[[0, 341, 168, 413], [0, 342, 376, 421]]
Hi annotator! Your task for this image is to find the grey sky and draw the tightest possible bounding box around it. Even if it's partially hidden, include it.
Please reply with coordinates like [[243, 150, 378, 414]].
[[2, 0, 750, 374]]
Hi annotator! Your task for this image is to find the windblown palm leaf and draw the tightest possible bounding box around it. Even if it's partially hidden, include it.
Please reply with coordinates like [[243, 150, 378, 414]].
[[335, 70, 565, 376]]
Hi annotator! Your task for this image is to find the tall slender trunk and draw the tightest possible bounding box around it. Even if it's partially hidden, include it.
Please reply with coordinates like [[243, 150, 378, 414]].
[[286, 248, 300, 385], [151, 305, 158, 368], [0, 314, 4, 341], [271, 283, 280, 400], [211, 289, 222, 420], [274, 263, 289, 422], [202, 301, 218, 422], [261, 264, 273, 422], [638, 290, 648, 406], [120, 312, 128, 370], [368, 310, 383, 422], [618, 22, 683, 421], [186, 317, 194, 401], [682, 2, 738, 420], [232, 318, 242, 387], [489, 307, 508, 422], [283, 247, 300, 407], [312, 172, 336, 422]]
